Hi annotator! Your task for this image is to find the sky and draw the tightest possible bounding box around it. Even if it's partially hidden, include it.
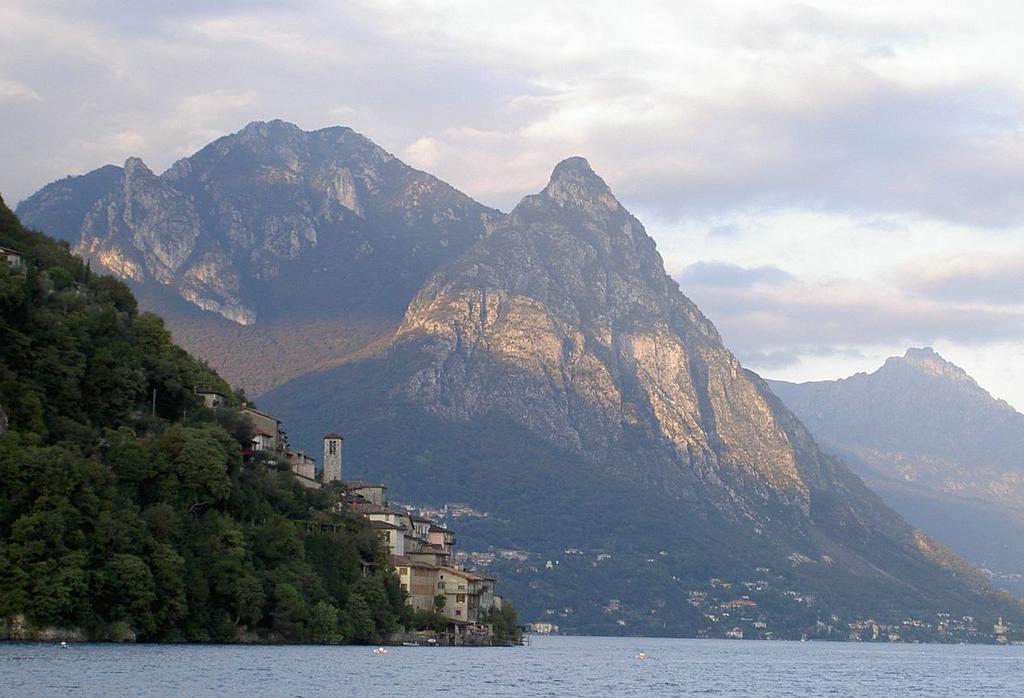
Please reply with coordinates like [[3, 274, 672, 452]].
[[3, 0, 1024, 409]]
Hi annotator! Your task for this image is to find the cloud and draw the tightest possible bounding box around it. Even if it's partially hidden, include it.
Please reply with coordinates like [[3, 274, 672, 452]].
[[677, 261, 792, 288], [907, 257, 1024, 306], [0, 78, 40, 101], [680, 269, 1024, 370]]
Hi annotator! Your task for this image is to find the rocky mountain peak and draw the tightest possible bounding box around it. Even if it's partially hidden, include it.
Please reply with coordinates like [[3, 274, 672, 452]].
[[535, 156, 619, 212], [885, 346, 973, 383], [123, 156, 153, 177], [238, 118, 304, 141]]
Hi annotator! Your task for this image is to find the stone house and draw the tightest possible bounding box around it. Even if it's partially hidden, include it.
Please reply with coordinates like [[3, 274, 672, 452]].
[[345, 481, 386, 506], [393, 556, 442, 612], [427, 524, 456, 554], [195, 387, 227, 409], [242, 406, 287, 459], [369, 520, 406, 556], [287, 449, 319, 488], [0, 246, 22, 269]]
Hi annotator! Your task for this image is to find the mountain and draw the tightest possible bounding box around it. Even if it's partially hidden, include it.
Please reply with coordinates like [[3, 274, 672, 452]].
[[260, 159, 1021, 637], [16, 120, 497, 394], [768, 349, 1024, 593]]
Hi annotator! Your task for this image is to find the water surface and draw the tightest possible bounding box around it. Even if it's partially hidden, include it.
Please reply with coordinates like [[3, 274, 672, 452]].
[[2, 635, 1023, 696]]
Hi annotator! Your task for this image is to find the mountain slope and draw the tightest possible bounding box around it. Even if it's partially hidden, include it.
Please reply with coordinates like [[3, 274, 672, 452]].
[[262, 161, 1021, 636], [768, 349, 1024, 592], [16, 120, 497, 393]]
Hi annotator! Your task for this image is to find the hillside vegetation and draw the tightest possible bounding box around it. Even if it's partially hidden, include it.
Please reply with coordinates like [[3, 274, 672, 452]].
[[0, 198, 405, 642]]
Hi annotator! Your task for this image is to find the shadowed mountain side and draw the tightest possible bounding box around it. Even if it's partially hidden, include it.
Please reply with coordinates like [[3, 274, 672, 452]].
[[132, 284, 400, 395], [262, 348, 1012, 633]]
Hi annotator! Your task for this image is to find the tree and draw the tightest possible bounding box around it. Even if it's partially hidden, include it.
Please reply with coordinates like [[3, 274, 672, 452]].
[[310, 600, 340, 643]]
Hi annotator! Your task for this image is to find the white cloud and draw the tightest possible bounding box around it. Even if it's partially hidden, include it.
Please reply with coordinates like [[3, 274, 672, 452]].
[[0, 77, 40, 101]]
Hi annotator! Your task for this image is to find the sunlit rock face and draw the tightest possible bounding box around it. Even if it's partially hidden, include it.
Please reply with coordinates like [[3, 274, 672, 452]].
[[393, 157, 877, 517]]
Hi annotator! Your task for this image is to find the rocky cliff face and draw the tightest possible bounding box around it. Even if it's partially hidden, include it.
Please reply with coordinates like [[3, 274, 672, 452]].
[[395, 158, 821, 515], [16, 121, 497, 391]]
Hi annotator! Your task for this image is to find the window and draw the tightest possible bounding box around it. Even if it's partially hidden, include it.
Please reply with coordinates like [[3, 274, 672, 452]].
[[456, 594, 465, 603], [455, 610, 461, 617], [328, 441, 336, 455]]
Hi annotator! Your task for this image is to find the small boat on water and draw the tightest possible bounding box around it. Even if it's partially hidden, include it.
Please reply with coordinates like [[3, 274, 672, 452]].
[[401, 641, 420, 647], [636, 651, 646, 660], [373, 646, 388, 655]]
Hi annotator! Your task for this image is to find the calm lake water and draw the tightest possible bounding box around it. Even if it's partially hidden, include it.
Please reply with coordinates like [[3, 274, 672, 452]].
[[2, 635, 1023, 696]]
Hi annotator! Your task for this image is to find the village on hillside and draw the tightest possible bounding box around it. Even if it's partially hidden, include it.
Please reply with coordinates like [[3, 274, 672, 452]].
[[195, 388, 511, 646]]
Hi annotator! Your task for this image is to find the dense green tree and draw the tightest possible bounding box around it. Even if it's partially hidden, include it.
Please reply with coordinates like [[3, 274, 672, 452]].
[[0, 198, 407, 643]]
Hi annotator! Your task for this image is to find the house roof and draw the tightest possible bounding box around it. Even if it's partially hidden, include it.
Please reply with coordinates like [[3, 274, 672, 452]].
[[0, 245, 20, 255], [369, 520, 403, 530], [390, 554, 438, 569], [323, 432, 344, 439], [438, 566, 481, 581], [242, 405, 280, 423], [409, 514, 433, 523], [428, 524, 452, 533], [344, 480, 385, 490]]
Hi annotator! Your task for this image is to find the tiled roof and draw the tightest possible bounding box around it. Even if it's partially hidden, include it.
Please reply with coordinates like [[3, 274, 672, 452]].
[[390, 554, 438, 569], [344, 480, 385, 489]]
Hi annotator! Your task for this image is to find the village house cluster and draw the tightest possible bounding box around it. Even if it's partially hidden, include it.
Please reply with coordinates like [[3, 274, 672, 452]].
[[195, 388, 505, 643]]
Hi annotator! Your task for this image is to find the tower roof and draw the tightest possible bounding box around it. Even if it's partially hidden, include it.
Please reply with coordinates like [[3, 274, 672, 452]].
[[323, 432, 344, 439]]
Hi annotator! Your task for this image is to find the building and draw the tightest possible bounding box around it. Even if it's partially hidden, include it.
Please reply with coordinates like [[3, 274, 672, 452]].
[[428, 524, 456, 554], [242, 406, 287, 459], [529, 622, 559, 635], [406, 543, 450, 568], [323, 432, 343, 483], [437, 567, 494, 623], [345, 480, 385, 505], [0, 246, 22, 269], [195, 387, 227, 409], [287, 449, 319, 488], [369, 520, 406, 556], [393, 556, 442, 612]]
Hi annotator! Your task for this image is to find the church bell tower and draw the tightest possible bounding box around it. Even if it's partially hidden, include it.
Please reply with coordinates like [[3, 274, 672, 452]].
[[323, 432, 343, 483]]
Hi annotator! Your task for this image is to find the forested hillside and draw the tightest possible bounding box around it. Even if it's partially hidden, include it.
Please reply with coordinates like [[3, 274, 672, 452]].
[[0, 197, 405, 643]]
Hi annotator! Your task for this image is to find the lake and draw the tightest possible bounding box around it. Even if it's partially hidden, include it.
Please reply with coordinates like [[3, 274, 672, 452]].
[[2, 635, 1023, 696]]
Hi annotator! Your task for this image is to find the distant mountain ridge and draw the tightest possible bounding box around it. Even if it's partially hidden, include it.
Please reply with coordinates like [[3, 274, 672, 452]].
[[768, 349, 1024, 592], [768, 348, 1024, 506]]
